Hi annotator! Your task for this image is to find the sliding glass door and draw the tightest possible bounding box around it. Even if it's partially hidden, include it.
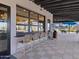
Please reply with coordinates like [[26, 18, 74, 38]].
[[0, 4, 10, 56]]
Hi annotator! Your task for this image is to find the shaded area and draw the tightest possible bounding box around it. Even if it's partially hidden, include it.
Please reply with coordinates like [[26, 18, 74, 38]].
[[17, 39, 79, 59], [34, 0, 79, 22]]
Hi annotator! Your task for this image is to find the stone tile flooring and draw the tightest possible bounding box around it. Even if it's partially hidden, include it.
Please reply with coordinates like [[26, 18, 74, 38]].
[[20, 39, 79, 59]]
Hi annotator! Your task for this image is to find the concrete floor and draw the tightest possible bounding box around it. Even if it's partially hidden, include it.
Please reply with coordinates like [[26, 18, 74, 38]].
[[19, 39, 79, 59]]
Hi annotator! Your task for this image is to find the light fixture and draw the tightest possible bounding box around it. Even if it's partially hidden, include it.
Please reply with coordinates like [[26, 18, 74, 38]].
[[1, 14, 3, 17], [23, 10, 26, 11]]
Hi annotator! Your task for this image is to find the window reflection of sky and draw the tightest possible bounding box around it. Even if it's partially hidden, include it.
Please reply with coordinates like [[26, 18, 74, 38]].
[[54, 22, 79, 32]]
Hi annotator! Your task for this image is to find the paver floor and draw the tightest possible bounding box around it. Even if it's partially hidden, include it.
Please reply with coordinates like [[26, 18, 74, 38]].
[[20, 39, 79, 59]]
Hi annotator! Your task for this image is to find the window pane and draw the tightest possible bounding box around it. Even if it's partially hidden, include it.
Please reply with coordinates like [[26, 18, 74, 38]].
[[0, 10, 7, 20], [16, 6, 29, 17], [39, 22, 44, 31], [39, 15, 44, 21], [30, 19, 38, 25], [39, 23, 43, 26], [0, 22, 7, 32], [30, 26, 38, 32], [16, 16, 28, 25], [39, 26, 44, 31], [25, 26, 28, 32], [16, 25, 28, 32], [30, 12, 38, 19]]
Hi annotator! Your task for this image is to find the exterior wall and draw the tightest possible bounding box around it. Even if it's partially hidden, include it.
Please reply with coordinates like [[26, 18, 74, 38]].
[[0, 0, 53, 54]]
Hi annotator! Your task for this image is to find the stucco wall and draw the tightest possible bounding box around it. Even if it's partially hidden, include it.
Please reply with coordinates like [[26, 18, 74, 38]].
[[0, 0, 53, 54]]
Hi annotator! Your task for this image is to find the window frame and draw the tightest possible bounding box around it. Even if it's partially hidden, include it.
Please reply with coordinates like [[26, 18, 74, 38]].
[[0, 3, 11, 56], [16, 5, 45, 35]]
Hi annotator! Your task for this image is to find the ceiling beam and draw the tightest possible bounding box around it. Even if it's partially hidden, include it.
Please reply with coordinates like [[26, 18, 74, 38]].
[[48, 6, 79, 12], [53, 9, 79, 13], [53, 11, 79, 15], [46, 3, 79, 10], [44, 0, 79, 8], [53, 14, 79, 21], [36, 0, 61, 5], [54, 7, 79, 10], [53, 16, 79, 21]]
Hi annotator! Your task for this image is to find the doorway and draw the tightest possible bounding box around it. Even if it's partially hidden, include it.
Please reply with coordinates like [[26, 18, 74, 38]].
[[0, 4, 10, 56]]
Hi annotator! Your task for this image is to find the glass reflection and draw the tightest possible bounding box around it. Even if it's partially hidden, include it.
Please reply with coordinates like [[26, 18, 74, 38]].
[[16, 6, 29, 17], [30, 19, 38, 25], [30, 26, 38, 32], [16, 16, 28, 25], [0, 6, 8, 53], [0, 22, 7, 32], [39, 26, 43, 31], [39, 15, 44, 21], [0, 10, 7, 20], [16, 25, 28, 32]]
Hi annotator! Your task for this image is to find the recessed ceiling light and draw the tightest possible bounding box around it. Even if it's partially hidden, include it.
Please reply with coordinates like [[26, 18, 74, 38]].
[[1, 14, 3, 16], [24, 10, 26, 11]]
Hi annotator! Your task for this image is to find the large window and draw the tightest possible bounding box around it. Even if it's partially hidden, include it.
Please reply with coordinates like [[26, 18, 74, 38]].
[[16, 6, 29, 34], [16, 5, 45, 36]]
